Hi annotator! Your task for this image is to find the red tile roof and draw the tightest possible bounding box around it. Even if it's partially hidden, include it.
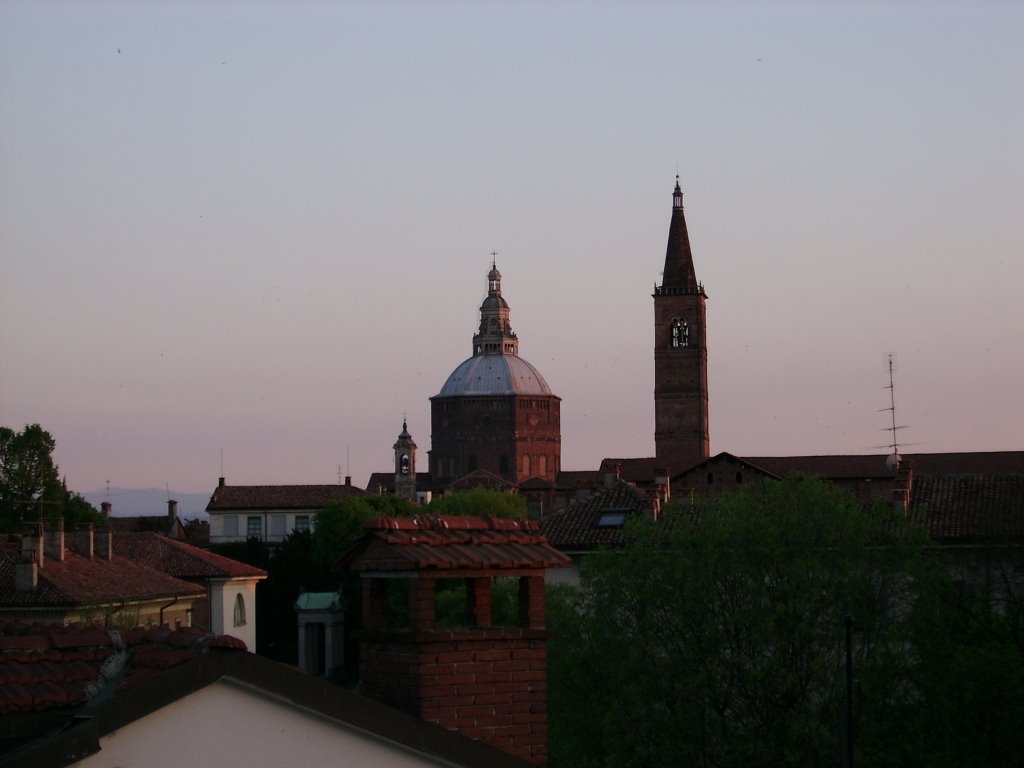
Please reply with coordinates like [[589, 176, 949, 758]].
[[910, 474, 1024, 542], [113, 533, 267, 580], [539, 481, 649, 550], [206, 483, 366, 512], [739, 451, 1024, 481], [0, 622, 246, 717], [0, 538, 205, 608], [337, 516, 569, 573]]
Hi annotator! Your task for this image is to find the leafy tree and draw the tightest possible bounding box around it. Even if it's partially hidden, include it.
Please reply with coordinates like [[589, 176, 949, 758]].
[[313, 494, 417, 571], [547, 476, 945, 768], [0, 423, 103, 532], [423, 486, 526, 519]]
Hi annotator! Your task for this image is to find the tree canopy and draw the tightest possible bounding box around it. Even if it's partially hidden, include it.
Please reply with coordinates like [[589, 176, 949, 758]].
[[547, 476, 1024, 768], [0, 423, 103, 532]]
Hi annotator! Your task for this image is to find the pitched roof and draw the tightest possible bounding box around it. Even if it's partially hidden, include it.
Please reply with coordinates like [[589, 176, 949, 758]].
[[364, 472, 434, 495], [0, 623, 246, 722], [0, 538, 205, 609], [910, 474, 1024, 542], [540, 480, 649, 550], [738, 451, 1024, 480], [206, 483, 366, 512], [337, 516, 569, 574], [554, 470, 602, 489], [2, 626, 532, 768], [598, 457, 665, 484], [113, 533, 266, 580]]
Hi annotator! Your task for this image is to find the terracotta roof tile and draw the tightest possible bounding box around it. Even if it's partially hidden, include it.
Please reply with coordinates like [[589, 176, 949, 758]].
[[909, 474, 1024, 542], [0, 539, 206, 609], [113, 532, 266, 580], [338, 516, 569, 573], [0, 621, 247, 717], [540, 481, 649, 550], [206, 483, 366, 511]]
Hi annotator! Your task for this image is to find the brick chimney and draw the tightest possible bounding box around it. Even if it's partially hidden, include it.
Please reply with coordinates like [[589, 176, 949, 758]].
[[74, 523, 95, 559], [338, 516, 570, 765], [101, 501, 112, 518], [44, 518, 65, 562], [95, 526, 113, 560], [16, 522, 44, 592]]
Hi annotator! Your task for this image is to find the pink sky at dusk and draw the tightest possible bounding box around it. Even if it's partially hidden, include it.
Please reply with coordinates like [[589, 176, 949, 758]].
[[2, 2, 1021, 511]]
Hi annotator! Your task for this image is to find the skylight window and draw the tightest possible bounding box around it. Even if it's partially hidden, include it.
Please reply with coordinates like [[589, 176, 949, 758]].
[[595, 509, 628, 528]]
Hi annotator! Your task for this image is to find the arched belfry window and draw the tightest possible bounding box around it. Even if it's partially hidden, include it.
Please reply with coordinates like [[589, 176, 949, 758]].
[[233, 593, 247, 627], [671, 318, 689, 348]]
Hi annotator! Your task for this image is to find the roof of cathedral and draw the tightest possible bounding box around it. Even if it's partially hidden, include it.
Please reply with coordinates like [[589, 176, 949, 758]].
[[436, 353, 556, 397]]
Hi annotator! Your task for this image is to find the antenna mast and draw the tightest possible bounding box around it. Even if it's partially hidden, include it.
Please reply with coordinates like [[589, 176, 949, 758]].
[[882, 354, 907, 472]]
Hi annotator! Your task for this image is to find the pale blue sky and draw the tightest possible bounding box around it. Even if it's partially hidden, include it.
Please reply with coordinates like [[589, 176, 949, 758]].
[[2, 1, 1021, 506]]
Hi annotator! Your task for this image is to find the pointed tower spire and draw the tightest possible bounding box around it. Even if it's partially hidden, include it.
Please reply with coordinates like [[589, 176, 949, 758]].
[[660, 175, 702, 294], [653, 176, 710, 472]]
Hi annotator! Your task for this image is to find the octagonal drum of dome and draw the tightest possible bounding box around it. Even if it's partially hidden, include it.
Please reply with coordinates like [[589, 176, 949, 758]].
[[438, 354, 553, 397]]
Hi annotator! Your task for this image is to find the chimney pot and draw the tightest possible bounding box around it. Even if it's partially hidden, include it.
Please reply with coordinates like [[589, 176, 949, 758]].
[[218, 477, 226, 488]]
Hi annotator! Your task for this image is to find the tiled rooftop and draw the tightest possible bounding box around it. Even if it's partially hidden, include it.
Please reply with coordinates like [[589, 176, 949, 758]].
[[113, 533, 266, 579], [337, 515, 570, 573], [0, 537, 205, 608], [206, 483, 366, 511], [540, 481, 649, 550], [910, 474, 1024, 542], [0, 622, 246, 717]]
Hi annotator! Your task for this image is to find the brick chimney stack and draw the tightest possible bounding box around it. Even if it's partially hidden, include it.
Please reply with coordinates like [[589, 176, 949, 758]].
[[338, 516, 570, 765], [44, 518, 65, 562], [101, 501, 112, 519]]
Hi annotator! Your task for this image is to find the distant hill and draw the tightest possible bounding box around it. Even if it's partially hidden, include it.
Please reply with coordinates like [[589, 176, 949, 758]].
[[81, 488, 211, 521]]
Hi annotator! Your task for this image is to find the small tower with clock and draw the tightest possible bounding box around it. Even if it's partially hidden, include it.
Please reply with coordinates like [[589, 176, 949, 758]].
[[653, 177, 710, 472], [393, 419, 417, 501]]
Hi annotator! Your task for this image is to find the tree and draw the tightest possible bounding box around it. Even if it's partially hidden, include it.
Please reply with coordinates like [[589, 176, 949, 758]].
[[0, 423, 103, 532], [313, 494, 417, 571], [423, 487, 526, 519], [547, 476, 947, 768]]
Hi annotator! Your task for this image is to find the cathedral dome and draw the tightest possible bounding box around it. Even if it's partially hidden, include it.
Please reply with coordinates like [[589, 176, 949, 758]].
[[438, 353, 553, 397]]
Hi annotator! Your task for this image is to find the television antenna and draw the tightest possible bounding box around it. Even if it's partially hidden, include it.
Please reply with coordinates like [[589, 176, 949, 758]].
[[880, 354, 908, 472]]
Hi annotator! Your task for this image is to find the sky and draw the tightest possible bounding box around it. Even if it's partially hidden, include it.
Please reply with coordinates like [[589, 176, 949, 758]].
[[2, 1, 1022, 505]]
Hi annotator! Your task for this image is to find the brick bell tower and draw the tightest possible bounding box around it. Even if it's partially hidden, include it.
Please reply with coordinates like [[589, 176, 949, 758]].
[[653, 177, 710, 473], [393, 418, 417, 502], [338, 515, 569, 765]]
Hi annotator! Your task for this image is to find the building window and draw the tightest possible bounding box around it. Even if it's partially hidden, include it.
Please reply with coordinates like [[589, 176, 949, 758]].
[[671, 318, 689, 348], [500, 455, 509, 475], [468, 455, 477, 472], [295, 515, 311, 533], [233, 593, 247, 627], [223, 515, 238, 537], [270, 514, 286, 537], [523, 454, 531, 477], [247, 516, 262, 539], [595, 509, 628, 528], [539, 455, 547, 477]]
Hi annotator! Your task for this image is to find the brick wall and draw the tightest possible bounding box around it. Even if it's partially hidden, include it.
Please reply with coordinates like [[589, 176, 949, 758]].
[[360, 628, 550, 765]]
